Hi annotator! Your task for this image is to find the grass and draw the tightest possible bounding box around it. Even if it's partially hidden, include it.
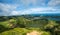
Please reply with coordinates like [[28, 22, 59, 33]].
[[0, 28, 51, 35], [0, 16, 60, 35]]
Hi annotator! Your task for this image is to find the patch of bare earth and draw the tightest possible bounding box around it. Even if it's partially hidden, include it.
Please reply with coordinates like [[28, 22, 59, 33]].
[[26, 30, 43, 35]]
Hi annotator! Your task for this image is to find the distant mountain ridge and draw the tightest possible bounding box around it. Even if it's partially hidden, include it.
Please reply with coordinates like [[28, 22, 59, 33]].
[[22, 13, 60, 21], [0, 13, 60, 21]]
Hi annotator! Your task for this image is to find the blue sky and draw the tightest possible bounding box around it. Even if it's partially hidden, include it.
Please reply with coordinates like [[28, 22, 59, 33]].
[[0, 0, 60, 16]]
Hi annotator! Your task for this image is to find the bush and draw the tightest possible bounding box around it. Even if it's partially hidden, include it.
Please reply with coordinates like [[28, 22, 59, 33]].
[[41, 31, 51, 35], [0, 28, 51, 35], [0, 28, 29, 35]]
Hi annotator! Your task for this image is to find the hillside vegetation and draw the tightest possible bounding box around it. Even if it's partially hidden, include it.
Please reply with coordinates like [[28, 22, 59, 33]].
[[0, 16, 60, 35]]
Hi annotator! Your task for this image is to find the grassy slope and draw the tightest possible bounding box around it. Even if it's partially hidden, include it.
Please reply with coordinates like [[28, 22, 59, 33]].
[[0, 16, 60, 35]]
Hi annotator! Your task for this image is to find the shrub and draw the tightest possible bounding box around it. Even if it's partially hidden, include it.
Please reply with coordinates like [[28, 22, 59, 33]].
[[0, 28, 29, 35], [0, 28, 51, 35]]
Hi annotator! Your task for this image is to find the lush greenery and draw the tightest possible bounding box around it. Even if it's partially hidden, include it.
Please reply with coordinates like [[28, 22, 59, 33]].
[[0, 15, 60, 35]]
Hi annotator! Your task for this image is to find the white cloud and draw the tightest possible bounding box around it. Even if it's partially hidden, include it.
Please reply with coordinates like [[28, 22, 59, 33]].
[[0, 3, 17, 11], [48, 0, 60, 7], [16, 0, 60, 7], [20, 0, 46, 6], [14, 0, 60, 7], [10, 7, 60, 15], [22, 7, 60, 14], [0, 3, 18, 16], [10, 11, 19, 15]]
